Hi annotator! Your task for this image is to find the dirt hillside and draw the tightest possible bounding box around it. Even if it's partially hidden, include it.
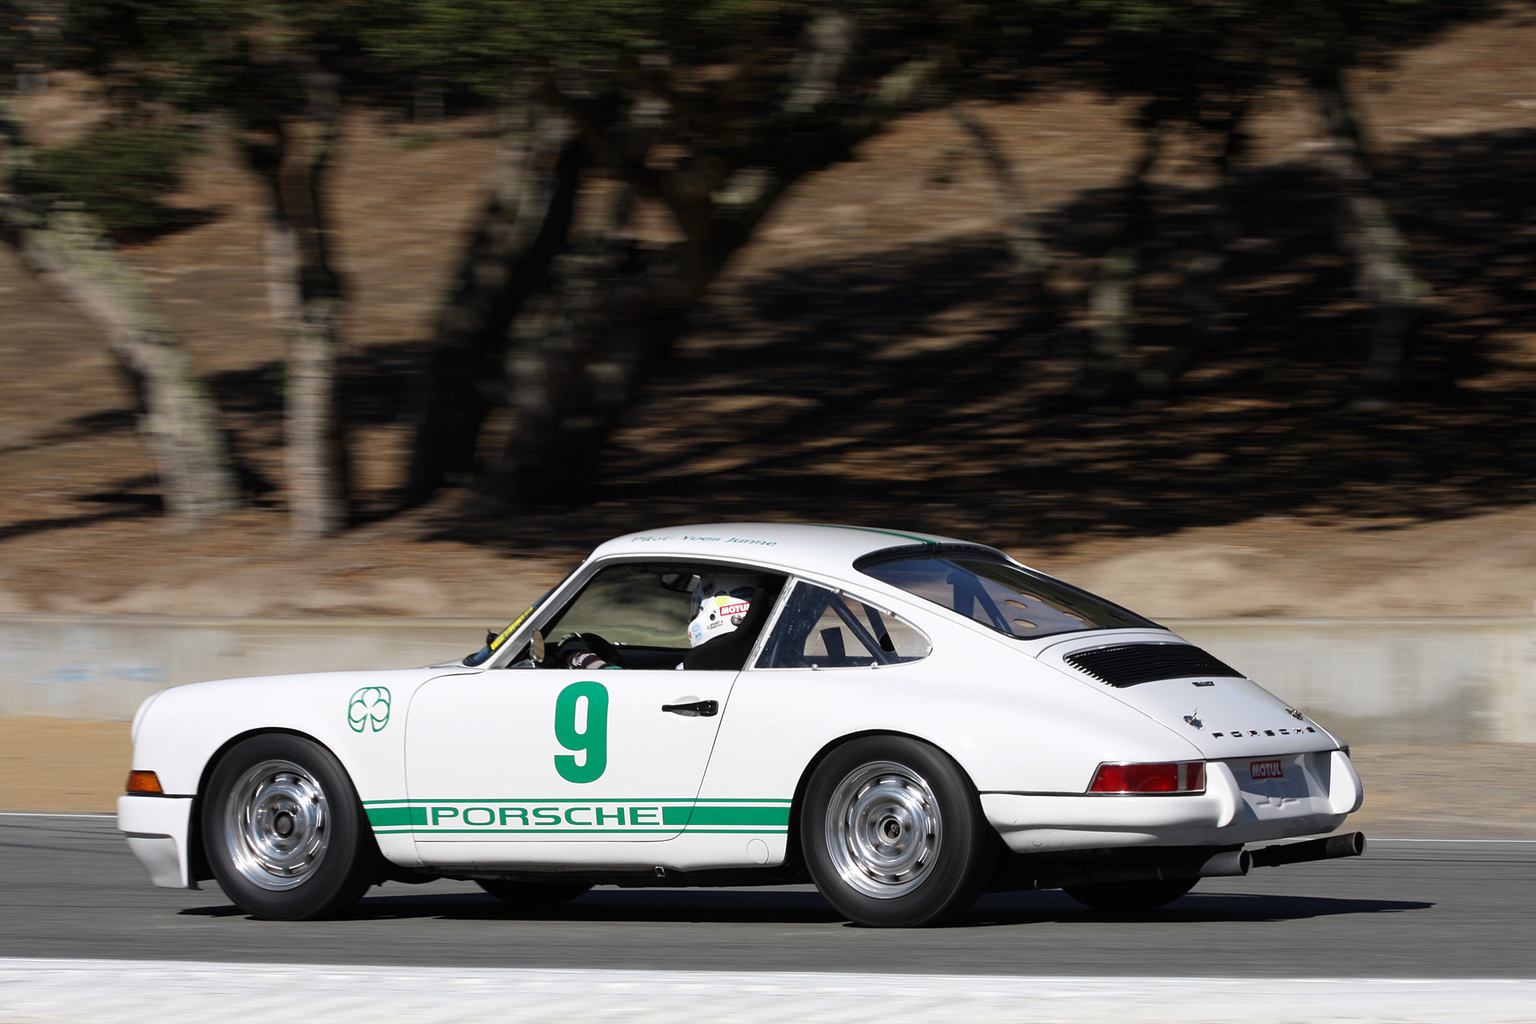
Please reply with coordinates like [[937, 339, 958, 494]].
[[2, 11, 1536, 623]]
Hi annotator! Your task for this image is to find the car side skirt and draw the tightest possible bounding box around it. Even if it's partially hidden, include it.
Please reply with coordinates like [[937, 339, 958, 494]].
[[413, 832, 791, 873]]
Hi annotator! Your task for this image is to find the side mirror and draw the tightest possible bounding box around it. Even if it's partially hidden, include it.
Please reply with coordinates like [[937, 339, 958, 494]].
[[531, 629, 546, 665]]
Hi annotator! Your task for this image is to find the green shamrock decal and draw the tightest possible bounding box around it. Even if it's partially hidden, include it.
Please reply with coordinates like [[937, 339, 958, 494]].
[[348, 686, 391, 732]]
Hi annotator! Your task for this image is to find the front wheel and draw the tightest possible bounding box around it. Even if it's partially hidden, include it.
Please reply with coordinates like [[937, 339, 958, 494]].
[[801, 736, 995, 927], [201, 733, 375, 920]]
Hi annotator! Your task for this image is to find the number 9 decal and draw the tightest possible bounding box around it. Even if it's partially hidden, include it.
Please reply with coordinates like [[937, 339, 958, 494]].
[[554, 680, 609, 783]]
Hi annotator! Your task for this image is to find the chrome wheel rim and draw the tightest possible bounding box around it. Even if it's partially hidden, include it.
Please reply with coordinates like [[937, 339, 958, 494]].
[[223, 758, 330, 891], [824, 760, 942, 899]]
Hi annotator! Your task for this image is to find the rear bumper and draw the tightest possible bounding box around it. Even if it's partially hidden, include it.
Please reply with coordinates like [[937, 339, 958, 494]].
[[983, 749, 1363, 855], [117, 794, 197, 889]]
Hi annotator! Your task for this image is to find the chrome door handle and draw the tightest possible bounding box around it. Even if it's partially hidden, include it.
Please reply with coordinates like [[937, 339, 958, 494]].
[[661, 700, 718, 717]]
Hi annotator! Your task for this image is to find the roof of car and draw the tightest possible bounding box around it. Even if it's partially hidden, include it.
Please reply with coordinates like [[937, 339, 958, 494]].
[[588, 522, 1003, 573]]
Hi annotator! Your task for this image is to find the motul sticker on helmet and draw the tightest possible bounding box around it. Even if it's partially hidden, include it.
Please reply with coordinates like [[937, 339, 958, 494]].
[[688, 594, 751, 645]]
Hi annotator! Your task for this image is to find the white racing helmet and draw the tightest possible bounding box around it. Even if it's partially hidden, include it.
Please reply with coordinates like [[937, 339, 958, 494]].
[[687, 574, 758, 648]]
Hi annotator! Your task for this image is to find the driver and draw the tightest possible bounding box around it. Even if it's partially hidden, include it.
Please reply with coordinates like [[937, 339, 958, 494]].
[[552, 572, 759, 670], [687, 574, 758, 649]]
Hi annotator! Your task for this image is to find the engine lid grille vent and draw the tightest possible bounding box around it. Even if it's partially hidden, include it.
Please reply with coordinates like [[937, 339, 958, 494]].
[[1063, 643, 1244, 688]]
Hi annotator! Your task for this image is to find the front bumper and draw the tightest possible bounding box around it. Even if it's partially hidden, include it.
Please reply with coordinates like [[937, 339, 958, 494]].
[[117, 794, 197, 889], [983, 749, 1363, 855]]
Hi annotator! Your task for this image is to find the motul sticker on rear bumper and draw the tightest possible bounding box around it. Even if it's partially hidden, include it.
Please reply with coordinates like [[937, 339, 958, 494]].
[[1250, 759, 1285, 780]]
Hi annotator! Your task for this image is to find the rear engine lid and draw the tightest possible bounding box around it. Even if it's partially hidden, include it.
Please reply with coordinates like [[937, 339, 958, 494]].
[[1040, 630, 1337, 757]]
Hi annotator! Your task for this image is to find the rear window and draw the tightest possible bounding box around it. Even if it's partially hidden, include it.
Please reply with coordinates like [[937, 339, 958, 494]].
[[857, 549, 1155, 640]]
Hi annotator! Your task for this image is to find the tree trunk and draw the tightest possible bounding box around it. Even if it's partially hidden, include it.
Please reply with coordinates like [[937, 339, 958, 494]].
[[1145, 109, 1247, 393], [950, 103, 1049, 295], [491, 178, 774, 505], [413, 76, 446, 126], [0, 107, 238, 522], [1080, 126, 1162, 400], [480, 7, 930, 504], [1311, 63, 1429, 395], [242, 69, 348, 541], [493, 187, 686, 502], [400, 100, 581, 508]]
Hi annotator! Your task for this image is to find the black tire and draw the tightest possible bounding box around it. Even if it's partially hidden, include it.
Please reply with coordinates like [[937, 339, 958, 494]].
[[1063, 877, 1198, 912], [201, 733, 375, 920], [801, 735, 995, 927], [476, 878, 593, 908]]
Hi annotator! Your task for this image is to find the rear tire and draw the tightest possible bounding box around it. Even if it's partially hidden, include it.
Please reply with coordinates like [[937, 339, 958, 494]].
[[801, 735, 995, 927], [1063, 877, 1198, 912], [476, 879, 592, 908], [201, 733, 375, 920]]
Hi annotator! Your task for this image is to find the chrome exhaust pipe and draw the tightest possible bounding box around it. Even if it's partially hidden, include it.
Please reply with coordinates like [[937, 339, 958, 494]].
[[1250, 831, 1366, 869], [1196, 849, 1252, 877]]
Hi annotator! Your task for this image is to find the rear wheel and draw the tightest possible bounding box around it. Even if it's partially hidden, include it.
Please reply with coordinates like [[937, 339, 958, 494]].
[[202, 733, 375, 920], [476, 879, 592, 908], [801, 736, 994, 927], [1063, 877, 1198, 912]]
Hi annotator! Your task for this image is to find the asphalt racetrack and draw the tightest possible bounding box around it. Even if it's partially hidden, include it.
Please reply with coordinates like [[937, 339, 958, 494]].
[[2, 814, 1533, 978]]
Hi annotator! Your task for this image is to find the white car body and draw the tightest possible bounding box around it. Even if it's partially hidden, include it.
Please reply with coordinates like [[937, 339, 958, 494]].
[[119, 523, 1363, 922]]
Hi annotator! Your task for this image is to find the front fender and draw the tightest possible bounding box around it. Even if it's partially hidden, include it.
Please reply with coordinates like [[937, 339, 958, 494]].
[[128, 668, 468, 799]]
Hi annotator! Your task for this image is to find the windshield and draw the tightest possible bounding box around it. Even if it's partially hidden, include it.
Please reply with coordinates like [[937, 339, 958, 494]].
[[857, 549, 1155, 640], [541, 563, 699, 648]]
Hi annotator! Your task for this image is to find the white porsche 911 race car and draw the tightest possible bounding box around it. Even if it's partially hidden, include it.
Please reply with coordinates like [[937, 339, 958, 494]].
[[119, 523, 1364, 927]]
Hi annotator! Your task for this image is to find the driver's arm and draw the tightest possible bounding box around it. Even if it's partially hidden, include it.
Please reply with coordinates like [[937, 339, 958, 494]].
[[566, 649, 609, 670], [554, 633, 615, 670]]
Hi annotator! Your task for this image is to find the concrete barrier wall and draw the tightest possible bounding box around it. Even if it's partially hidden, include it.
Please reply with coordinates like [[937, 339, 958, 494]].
[[1174, 618, 1536, 744], [1, 614, 1533, 743], [0, 615, 485, 723]]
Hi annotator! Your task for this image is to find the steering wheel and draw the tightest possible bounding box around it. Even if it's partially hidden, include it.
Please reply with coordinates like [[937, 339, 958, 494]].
[[553, 631, 625, 669], [579, 632, 625, 668]]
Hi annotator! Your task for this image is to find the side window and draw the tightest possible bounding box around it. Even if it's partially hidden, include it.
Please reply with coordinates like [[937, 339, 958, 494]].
[[756, 581, 931, 669], [532, 562, 786, 671]]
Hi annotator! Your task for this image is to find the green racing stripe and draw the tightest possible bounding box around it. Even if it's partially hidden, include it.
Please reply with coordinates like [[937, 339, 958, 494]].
[[364, 798, 790, 834], [810, 524, 939, 546]]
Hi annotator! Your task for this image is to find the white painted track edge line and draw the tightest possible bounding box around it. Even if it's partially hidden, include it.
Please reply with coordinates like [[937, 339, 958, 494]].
[[1367, 837, 1536, 843], [5, 957, 1536, 981], [4, 959, 1536, 1024], [0, 811, 115, 819]]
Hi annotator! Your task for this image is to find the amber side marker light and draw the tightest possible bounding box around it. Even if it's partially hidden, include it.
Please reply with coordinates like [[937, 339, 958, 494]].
[[125, 770, 164, 795], [1088, 760, 1206, 794]]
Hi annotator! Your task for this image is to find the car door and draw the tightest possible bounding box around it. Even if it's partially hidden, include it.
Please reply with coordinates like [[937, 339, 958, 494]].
[[401, 560, 779, 864], [689, 578, 936, 859]]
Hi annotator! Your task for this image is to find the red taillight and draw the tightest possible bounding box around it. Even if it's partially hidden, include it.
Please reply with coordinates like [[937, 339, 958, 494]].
[[1088, 761, 1205, 794]]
